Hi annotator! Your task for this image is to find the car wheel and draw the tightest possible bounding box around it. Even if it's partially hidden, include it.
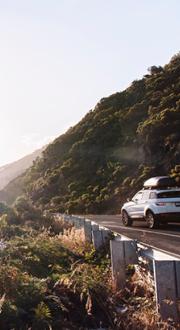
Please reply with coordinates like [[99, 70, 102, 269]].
[[145, 211, 159, 229], [122, 210, 133, 227]]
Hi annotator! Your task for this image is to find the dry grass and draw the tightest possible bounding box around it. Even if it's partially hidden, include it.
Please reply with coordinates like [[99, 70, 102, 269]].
[[58, 225, 93, 256], [111, 262, 180, 330], [50, 216, 73, 234], [56, 222, 180, 329]]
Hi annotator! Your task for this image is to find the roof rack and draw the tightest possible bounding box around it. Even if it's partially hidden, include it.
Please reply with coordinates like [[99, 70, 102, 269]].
[[143, 176, 178, 189]]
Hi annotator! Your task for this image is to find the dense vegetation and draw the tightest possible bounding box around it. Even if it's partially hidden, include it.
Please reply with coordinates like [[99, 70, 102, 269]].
[[1, 53, 180, 214], [0, 203, 114, 329], [0, 202, 178, 329]]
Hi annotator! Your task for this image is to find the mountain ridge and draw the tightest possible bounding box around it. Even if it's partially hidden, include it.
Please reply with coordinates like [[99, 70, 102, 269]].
[[0, 147, 44, 191], [1, 53, 180, 213]]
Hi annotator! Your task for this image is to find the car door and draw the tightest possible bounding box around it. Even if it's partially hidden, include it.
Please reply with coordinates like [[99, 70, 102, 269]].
[[140, 190, 151, 216], [128, 191, 143, 218]]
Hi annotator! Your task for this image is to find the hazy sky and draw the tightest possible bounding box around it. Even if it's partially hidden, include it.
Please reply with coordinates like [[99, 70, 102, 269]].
[[0, 0, 179, 166]]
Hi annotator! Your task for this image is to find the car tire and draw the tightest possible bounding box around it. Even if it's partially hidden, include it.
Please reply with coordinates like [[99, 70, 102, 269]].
[[145, 211, 159, 229], [122, 210, 133, 227]]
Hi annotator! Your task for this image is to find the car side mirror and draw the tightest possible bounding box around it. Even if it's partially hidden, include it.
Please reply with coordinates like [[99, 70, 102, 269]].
[[127, 197, 130, 202], [132, 198, 138, 203]]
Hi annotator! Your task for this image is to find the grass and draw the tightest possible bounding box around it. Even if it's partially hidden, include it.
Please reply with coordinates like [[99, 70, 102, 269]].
[[0, 215, 179, 329]]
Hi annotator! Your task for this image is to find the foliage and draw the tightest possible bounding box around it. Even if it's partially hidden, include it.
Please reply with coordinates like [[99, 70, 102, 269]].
[[0, 212, 178, 328], [1, 53, 180, 213], [34, 302, 51, 320], [0, 220, 115, 329], [0, 54, 179, 328]]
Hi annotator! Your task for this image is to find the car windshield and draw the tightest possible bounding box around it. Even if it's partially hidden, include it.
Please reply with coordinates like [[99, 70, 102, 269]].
[[132, 191, 142, 201], [157, 191, 180, 198]]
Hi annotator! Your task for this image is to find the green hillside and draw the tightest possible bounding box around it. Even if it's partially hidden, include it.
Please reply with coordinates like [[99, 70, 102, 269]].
[[2, 53, 180, 213]]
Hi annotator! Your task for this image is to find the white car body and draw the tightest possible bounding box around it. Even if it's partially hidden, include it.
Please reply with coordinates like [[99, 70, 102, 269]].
[[121, 177, 180, 228]]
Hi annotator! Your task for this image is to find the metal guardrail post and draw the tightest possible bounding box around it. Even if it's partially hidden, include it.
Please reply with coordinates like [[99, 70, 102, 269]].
[[58, 214, 180, 321], [123, 239, 138, 265], [175, 261, 180, 300], [110, 237, 138, 290], [110, 239, 126, 289], [92, 223, 103, 249], [72, 216, 84, 229], [153, 260, 179, 321], [101, 227, 111, 244], [69, 215, 75, 225], [84, 219, 92, 243]]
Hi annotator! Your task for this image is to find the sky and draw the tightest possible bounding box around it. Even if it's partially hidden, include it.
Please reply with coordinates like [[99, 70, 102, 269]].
[[0, 0, 179, 166]]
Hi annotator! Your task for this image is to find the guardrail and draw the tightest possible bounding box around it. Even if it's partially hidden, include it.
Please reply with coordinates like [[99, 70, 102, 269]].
[[54, 213, 180, 322]]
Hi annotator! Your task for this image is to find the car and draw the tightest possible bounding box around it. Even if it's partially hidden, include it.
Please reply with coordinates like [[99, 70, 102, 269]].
[[121, 176, 180, 229]]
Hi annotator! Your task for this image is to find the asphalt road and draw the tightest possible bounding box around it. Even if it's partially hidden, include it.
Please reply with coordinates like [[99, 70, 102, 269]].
[[86, 215, 180, 257]]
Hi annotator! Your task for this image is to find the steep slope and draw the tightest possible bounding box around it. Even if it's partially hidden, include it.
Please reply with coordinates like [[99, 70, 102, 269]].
[[0, 148, 45, 204], [0, 147, 44, 190], [2, 53, 180, 213]]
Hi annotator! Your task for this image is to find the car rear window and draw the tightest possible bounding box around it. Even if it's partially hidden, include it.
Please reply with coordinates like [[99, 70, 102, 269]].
[[157, 191, 180, 198], [149, 192, 157, 199]]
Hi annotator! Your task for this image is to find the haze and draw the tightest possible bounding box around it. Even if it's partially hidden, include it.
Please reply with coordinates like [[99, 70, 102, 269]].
[[0, 0, 179, 166]]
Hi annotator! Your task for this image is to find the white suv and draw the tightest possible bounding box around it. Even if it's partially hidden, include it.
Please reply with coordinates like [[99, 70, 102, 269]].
[[121, 176, 180, 229]]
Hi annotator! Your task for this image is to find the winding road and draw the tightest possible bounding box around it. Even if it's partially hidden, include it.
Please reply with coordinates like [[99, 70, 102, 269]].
[[86, 215, 180, 257]]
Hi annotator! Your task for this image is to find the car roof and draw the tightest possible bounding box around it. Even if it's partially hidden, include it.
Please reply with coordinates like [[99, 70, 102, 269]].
[[137, 188, 180, 193], [154, 189, 180, 192]]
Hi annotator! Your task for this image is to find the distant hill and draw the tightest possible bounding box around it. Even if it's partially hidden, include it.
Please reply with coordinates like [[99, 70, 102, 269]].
[[1, 53, 180, 212], [0, 148, 44, 201]]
